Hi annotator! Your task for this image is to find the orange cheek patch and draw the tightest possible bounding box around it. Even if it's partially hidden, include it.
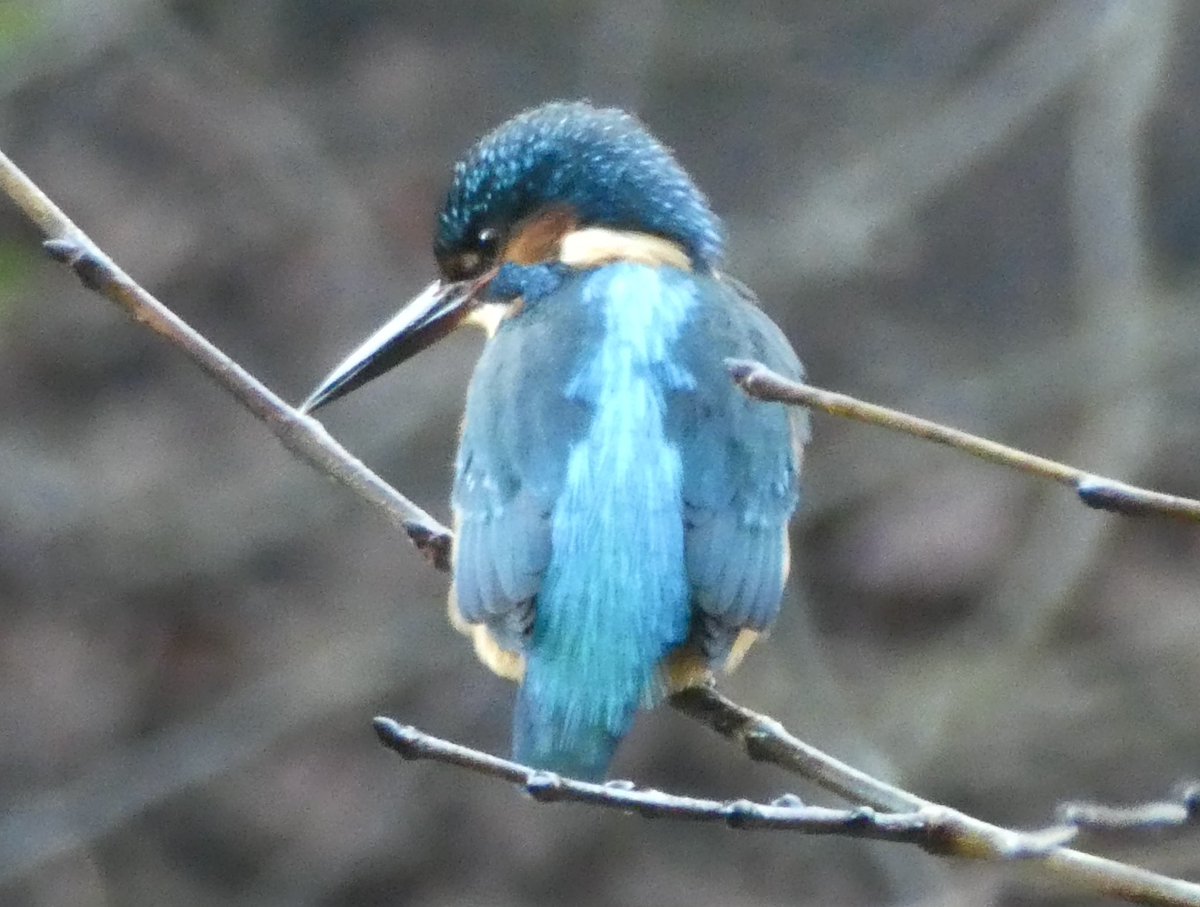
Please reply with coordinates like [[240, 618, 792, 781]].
[[503, 207, 578, 265]]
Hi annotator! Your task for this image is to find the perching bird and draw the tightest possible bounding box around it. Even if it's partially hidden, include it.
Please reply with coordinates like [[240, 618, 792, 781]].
[[302, 101, 807, 780]]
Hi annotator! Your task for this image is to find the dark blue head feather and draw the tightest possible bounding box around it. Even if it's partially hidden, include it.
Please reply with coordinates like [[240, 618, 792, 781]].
[[436, 101, 724, 271]]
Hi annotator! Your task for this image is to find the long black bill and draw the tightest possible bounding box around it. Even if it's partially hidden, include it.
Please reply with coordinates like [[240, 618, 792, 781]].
[[300, 278, 477, 413]]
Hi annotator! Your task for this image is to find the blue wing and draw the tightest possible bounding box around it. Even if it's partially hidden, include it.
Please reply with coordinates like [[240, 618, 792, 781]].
[[451, 288, 592, 657], [671, 274, 807, 665]]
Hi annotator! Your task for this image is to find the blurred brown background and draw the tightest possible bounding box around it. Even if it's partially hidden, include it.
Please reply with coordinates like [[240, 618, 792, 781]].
[[1, 1, 1198, 904]]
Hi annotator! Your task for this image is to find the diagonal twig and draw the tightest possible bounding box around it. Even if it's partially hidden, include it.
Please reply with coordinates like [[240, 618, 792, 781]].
[[1056, 784, 1200, 838], [727, 360, 1200, 522], [0, 148, 452, 571]]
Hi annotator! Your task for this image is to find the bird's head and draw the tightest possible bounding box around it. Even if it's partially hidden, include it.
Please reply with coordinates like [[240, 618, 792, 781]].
[[301, 101, 722, 412]]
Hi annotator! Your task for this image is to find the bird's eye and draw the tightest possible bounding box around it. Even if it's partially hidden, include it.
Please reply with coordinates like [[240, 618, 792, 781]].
[[438, 227, 503, 282], [477, 227, 500, 257]]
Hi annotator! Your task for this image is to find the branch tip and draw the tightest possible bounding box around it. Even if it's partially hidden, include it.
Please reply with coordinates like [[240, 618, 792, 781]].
[[402, 520, 453, 572], [372, 717, 420, 759]]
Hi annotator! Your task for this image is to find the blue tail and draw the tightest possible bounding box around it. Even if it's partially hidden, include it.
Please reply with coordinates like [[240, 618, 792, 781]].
[[508, 264, 697, 780], [508, 407, 693, 780], [512, 660, 631, 781]]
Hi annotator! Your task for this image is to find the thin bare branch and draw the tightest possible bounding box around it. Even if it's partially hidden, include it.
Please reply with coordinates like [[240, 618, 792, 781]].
[[375, 710, 1200, 907], [371, 717, 994, 848], [727, 360, 1200, 523], [669, 685, 920, 812], [0, 148, 452, 569], [1057, 784, 1200, 837], [675, 685, 1200, 906]]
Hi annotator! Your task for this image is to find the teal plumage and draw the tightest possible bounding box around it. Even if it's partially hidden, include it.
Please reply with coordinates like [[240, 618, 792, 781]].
[[303, 102, 806, 780], [454, 263, 803, 779]]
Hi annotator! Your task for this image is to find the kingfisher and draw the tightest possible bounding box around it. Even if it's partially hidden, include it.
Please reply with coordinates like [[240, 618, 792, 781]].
[[302, 101, 807, 780]]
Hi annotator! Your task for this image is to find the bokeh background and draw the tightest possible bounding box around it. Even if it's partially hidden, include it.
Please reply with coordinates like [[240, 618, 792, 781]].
[[1, 1, 1198, 904]]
